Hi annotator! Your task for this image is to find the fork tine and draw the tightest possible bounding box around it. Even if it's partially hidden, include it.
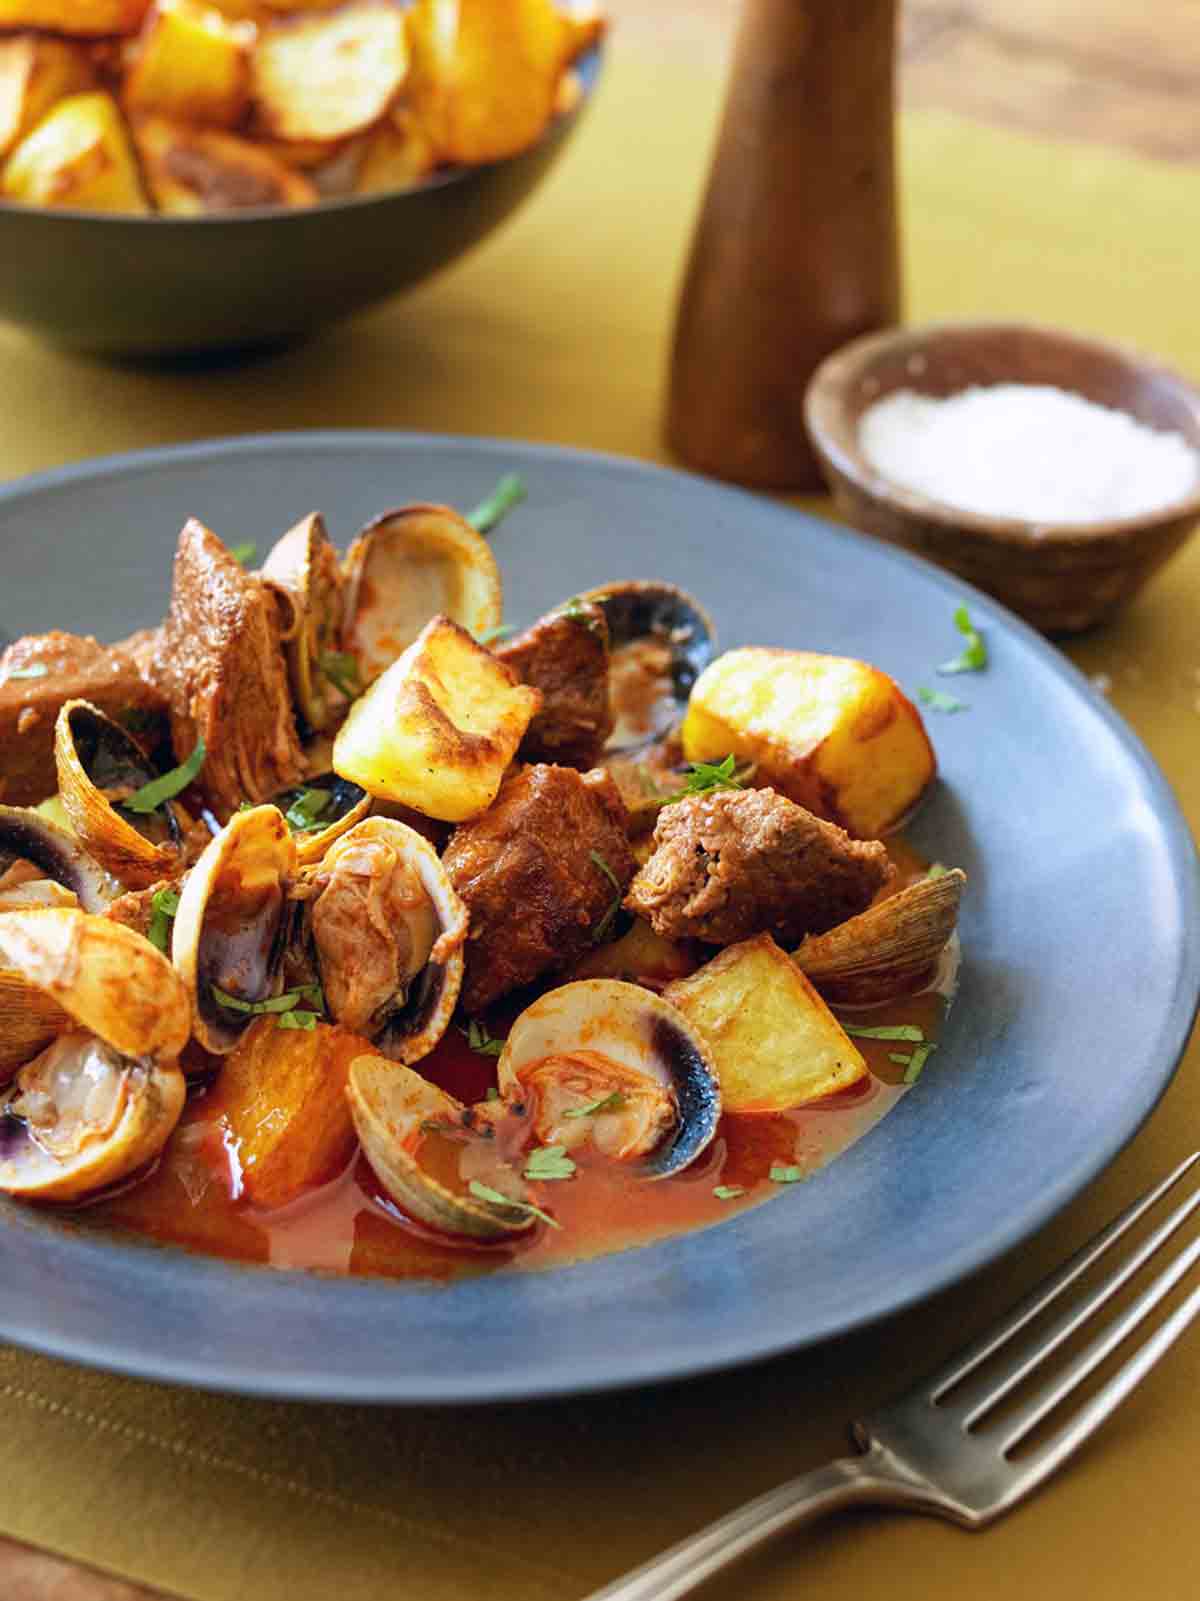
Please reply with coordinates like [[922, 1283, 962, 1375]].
[[930, 1151, 1200, 1401], [956, 1171, 1200, 1426], [994, 1224, 1200, 1451]]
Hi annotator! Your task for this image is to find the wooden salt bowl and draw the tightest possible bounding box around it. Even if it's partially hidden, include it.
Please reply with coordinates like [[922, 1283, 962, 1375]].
[[804, 321, 1200, 633]]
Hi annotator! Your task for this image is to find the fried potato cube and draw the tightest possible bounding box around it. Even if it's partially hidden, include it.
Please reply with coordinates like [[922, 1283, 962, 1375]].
[[664, 933, 867, 1113], [124, 0, 255, 128], [570, 916, 695, 987], [0, 0, 149, 33], [407, 0, 564, 164], [2, 91, 149, 213], [210, 1019, 364, 1210], [355, 106, 436, 194], [332, 615, 541, 823], [682, 647, 936, 839], [252, 0, 408, 144], [133, 114, 318, 212], [0, 35, 95, 161]]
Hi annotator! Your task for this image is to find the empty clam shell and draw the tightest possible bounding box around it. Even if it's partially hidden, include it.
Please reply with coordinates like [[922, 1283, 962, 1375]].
[[342, 504, 503, 684], [581, 581, 716, 754], [260, 513, 348, 735], [793, 868, 966, 1004]]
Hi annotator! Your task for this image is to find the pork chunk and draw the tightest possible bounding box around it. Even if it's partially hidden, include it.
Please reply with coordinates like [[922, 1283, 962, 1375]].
[[625, 787, 892, 946], [149, 518, 304, 820], [496, 603, 613, 769], [0, 629, 167, 806], [442, 763, 637, 1013]]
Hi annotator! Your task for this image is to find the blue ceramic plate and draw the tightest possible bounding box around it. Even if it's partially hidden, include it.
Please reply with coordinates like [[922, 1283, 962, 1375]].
[[0, 433, 1196, 1403]]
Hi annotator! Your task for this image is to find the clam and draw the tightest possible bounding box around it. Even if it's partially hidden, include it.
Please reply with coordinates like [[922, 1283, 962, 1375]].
[[496, 979, 721, 1179], [0, 910, 188, 1200], [580, 581, 716, 754], [305, 817, 467, 1064], [342, 504, 503, 685], [348, 1056, 537, 1241], [54, 700, 191, 890], [172, 805, 297, 1054], [267, 772, 371, 867], [260, 513, 348, 735], [793, 868, 966, 1004], [0, 804, 115, 911]]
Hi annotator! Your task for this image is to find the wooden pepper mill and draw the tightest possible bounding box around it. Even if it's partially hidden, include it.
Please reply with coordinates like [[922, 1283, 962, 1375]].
[[667, 0, 901, 489]]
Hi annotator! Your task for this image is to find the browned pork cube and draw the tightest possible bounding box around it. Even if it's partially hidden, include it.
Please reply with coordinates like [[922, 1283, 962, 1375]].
[[496, 601, 614, 769], [625, 786, 892, 947], [442, 763, 637, 1013]]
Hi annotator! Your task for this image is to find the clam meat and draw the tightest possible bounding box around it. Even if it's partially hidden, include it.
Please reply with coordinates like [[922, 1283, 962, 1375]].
[[581, 581, 716, 754]]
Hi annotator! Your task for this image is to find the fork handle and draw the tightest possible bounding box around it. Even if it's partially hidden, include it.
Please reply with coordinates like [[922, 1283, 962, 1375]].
[[581, 1442, 933, 1601]]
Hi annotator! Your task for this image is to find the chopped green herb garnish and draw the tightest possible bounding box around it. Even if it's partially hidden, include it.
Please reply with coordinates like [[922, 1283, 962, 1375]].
[[485, 1086, 501, 1102], [276, 1010, 320, 1031], [146, 885, 182, 955], [557, 596, 604, 636], [477, 623, 515, 646], [564, 1090, 625, 1120], [284, 787, 333, 833], [318, 651, 363, 702], [524, 1145, 577, 1181], [681, 754, 743, 796], [713, 1185, 745, 1201], [467, 473, 527, 534], [918, 686, 968, 714], [230, 541, 257, 568], [770, 1165, 803, 1184], [122, 738, 206, 815], [938, 604, 987, 675], [212, 982, 324, 1023], [902, 1043, 935, 1084], [468, 1178, 561, 1229], [926, 862, 950, 880], [590, 849, 623, 942], [888, 1052, 913, 1066], [460, 1019, 505, 1057], [6, 663, 48, 680], [843, 1023, 925, 1042]]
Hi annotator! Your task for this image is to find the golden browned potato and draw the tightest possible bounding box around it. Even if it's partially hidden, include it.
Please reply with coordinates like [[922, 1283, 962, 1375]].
[[570, 916, 694, 987], [123, 0, 256, 128], [133, 114, 318, 212], [332, 614, 541, 823], [407, 0, 565, 164], [251, 0, 408, 144], [2, 91, 149, 213], [663, 933, 867, 1113], [355, 106, 436, 194], [0, 35, 96, 161], [208, 1019, 364, 1210], [0, 0, 149, 33], [682, 647, 936, 839]]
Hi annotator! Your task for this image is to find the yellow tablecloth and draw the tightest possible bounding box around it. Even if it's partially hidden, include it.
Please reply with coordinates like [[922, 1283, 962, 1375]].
[[1, 46, 1199, 1601]]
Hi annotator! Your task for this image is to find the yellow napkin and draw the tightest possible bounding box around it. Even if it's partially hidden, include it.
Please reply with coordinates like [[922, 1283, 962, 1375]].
[[1, 45, 1198, 1601]]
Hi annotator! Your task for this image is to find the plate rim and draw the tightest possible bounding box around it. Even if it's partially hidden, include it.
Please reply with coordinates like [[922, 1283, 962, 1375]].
[[1, 428, 1197, 1405]]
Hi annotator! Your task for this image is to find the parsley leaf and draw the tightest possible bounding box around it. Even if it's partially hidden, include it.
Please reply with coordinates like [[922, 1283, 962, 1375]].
[[230, 541, 257, 568], [467, 473, 527, 534], [122, 739, 205, 815], [6, 663, 48, 680], [146, 885, 182, 955], [926, 862, 950, 880], [770, 1165, 803, 1184], [590, 849, 623, 942], [713, 1185, 745, 1201], [318, 651, 363, 702], [918, 686, 968, 714], [284, 788, 333, 833], [564, 1090, 625, 1120], [902, 1043, 935, 1083], [681, 754, 743, 795], [468, 1178, 561, 1229], [938, 604, 987, 675], [477, 623, 515, 646], [213, 982, 324, 1026], [524, 1145, 577, 1181], [276, 1010, 320, 1031], [843, 1023, 925, 1042], [460, 1019, 505, 1058]]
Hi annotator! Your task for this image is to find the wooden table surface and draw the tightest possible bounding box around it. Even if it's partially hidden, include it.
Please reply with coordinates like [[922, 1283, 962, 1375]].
[[3, 2, 1193, 1597]]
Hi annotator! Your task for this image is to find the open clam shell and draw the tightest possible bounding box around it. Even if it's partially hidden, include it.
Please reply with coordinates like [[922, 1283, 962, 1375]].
[[172, 805, 297, 1054], [260, 513, 348, 735], [0, 805, 116, 911], [347, 1056, 536, 1241], [342, 504, 503, 685], [793, 868, 966, 1004], [497, 979, 721, 1179], [0, 970, 68, 1080], [266, 772, 371, 866], [580, 581, 716, 754], [54, 700, 187, 890], [306, 817, 467, 1063]]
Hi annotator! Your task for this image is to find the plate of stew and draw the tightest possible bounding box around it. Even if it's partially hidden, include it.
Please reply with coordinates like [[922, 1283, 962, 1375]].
[[0, 431, 1195, 1403]]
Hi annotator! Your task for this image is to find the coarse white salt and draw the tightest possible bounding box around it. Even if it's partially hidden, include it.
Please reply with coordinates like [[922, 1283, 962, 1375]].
[[858, 383, 1200, 526]]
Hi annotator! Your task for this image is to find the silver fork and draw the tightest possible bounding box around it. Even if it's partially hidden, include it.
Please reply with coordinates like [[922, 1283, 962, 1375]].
[[586, 1151, 1200, 1601]]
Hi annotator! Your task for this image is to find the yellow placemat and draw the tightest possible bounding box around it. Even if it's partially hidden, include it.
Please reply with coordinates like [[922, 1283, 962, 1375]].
[[1, 45, 1199, 1601]]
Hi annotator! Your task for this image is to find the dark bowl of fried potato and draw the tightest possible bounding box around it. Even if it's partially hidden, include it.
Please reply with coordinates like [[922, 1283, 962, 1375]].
[[0, 0, 602, 356]]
